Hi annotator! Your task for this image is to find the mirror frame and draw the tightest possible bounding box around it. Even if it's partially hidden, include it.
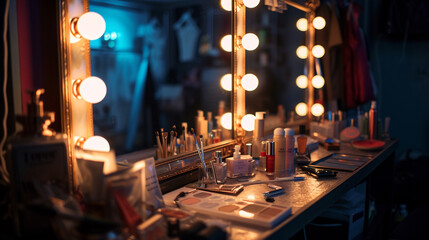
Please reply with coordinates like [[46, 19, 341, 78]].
[[58, 0, 238, 190]]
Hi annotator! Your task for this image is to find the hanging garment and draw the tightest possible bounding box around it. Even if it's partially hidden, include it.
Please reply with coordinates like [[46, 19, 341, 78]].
[[174, 11, 201, 62]]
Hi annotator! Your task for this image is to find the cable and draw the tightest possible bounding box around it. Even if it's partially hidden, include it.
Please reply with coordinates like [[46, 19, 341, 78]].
[[0, 0, 10, 184]]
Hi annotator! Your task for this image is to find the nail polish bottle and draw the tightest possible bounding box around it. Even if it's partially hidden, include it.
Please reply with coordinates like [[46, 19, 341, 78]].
[[213, 151, 227, 184], [266, 141, 275, 176]]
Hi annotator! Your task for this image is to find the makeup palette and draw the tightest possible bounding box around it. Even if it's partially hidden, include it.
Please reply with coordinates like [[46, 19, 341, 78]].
[[175, 190, 292, 228]]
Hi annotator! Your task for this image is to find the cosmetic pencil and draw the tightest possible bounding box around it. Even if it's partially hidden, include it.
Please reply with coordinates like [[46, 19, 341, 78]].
[[155, 131, 163, 159]]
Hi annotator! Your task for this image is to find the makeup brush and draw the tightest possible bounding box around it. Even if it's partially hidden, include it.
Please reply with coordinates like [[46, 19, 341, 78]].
[[155, 131, 163, 159], [192, 128, 208, 179], [181, 126, 186, 151]]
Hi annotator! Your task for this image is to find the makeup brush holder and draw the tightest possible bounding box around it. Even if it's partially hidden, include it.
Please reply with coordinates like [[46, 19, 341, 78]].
[[197, 162, 216, 187]]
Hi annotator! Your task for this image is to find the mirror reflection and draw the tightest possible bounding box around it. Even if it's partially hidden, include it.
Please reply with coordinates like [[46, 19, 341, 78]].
[[88, 0, 232, 156]]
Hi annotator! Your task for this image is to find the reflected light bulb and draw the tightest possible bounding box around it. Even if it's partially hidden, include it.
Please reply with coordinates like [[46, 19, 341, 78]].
[[76, 12, 106, 40], [241, 114, 256, 131], [296, 75, 308, 89], [220, 74, 232, 91], [312, 75, 325, 89], [220, 0, 232, 11], [296, 18, 308, 31], [311, 103, 325, 117], [78, 76, 107, 104], [312, 45, 325, 58], [296, 45, 308, 59], [220, 34, 232, 52], [243, 0, 260, 8], [295, 102, 308, 116], [242, 33, 259, 51], [220, 112, 232, 130], [241, 73, 259, 91], [313, 16, 326, 30], [82, 136, 110, 152]]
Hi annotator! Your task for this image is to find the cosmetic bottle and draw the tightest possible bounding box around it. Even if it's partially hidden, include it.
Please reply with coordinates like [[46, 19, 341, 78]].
[[226, 145, 255, 178], [213, 151, 227, 184], [207, 112, 213, 134], [340, 118, 361, 142], [246, 143, 253, 156], [273, 128, 286, 177], [284, 128, 295, 177], [266, 141, 275, 175], [368, 101, 378, 140], [195, 110, 205, 137], [252, 112, 265, 159], [296, 125, 310, 165], [258, 141, 267, 171]]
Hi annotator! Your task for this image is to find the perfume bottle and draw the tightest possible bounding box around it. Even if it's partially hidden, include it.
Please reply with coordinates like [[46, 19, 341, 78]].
[[213, 151, 227, 184], [226, 145, 255, 178]]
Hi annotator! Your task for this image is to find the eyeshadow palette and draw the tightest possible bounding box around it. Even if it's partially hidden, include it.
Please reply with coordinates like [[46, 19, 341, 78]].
[[173, 190, 292, 228]]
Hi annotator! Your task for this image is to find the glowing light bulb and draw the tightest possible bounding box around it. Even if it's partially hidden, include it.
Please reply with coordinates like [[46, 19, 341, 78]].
[[311, 103, 324, 117], [75, 12, 106, 40], [220, 34, 232, 52], [296, 18, 308, 31], [220, 112, 232, 130], [76, 76, 107, 104], [70, 32, 81, 43], [313, 16, 326, 30], [243, 0, 260, 8], [312, 45, 325, 58], [220, 74, 232, 91], [242, 33, 259, 51], [241, 114, 256, 131], [82, 136, 110, 152], [312, 75, 325, 89], [296, 75, 308, 89], [296, 45, 308, 59], [295, 102, 308, 116], [220, 0, 232, 11], [241, 73, 259, 91]]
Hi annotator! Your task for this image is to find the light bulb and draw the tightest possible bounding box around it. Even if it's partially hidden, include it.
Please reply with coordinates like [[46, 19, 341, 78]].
[[311, 103, 324, 117], [220, 0, 232, 11], [295, 102, 308, 116], [220, 74, 232, 91], [241, 73, 259, 91], [296, 18, 308, 31], [82, 136, 110, 152], [241, 114, 256, 131], [296, 45, 308, 59], [242, 33, 259, 51], [312, 45, 325, 58], [312, 75, 325, 89], [70, 32, 81, 43], [296, 75, 308, 89], [313, 16, 326, 30], [220, 34, 232, 52], [243, 0, 260, 8], [74, 12, 106, 40], [220, 112, 232, 130], [75, 76, 107, 104]]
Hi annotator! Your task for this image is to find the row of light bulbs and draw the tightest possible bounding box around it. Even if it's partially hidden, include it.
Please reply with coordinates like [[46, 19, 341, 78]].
[[294, 16, 326, 117], [70, 12, 110, 152]]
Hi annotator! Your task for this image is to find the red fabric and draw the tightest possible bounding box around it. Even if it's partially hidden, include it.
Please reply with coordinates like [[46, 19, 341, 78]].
[[342, 3, 375, 109]]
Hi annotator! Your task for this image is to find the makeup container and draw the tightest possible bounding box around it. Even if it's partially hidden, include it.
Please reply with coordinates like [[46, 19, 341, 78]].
[[340, 118, 361, 142], [252, 112, 265, 159], [226, 145, 255, 178], [296, 125, 310, 165], [266, 141, 275, 176], [273, 128, 286, 178], [213, 151, 227, 184], [258, 141, 267, 171], [284, 128, 295, 177], [369, 101, 377, 140]]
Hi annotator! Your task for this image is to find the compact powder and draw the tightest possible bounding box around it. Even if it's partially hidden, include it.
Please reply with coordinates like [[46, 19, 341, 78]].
[[181, 198, 201, 205], [218, 204, 240, 213], [199, 202, 219, 209], [240, 204, 266, 214], [193, 192, 212, 198], [258, 207, 283, 219]]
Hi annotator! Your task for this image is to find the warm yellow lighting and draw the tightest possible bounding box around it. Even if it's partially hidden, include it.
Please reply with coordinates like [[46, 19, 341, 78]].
[[313, 16, 326, 30], [220, 74, 232, 91], [71, 12, 106, 40], [242, 33, 259, 51], [241, 114, 256, 131], [73, 76, 107, 104], [220, 34, 232, 52], [295, 102, 308, 116], [243, 0, 260, 8], [312, 75, 325, 89], [296, 45, 308, 59], [311, 103, 325, 117], [220, 112, 232, 130], [220, 0, 232, 11], [296, 18, 308, 31], [238, 210, 255, 218], [70, 32, 81, 43], [241, 73, 259, 91], [296, 75, 308, 89], [81, 136, 110, 152], [312, 45, 325, 58]]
